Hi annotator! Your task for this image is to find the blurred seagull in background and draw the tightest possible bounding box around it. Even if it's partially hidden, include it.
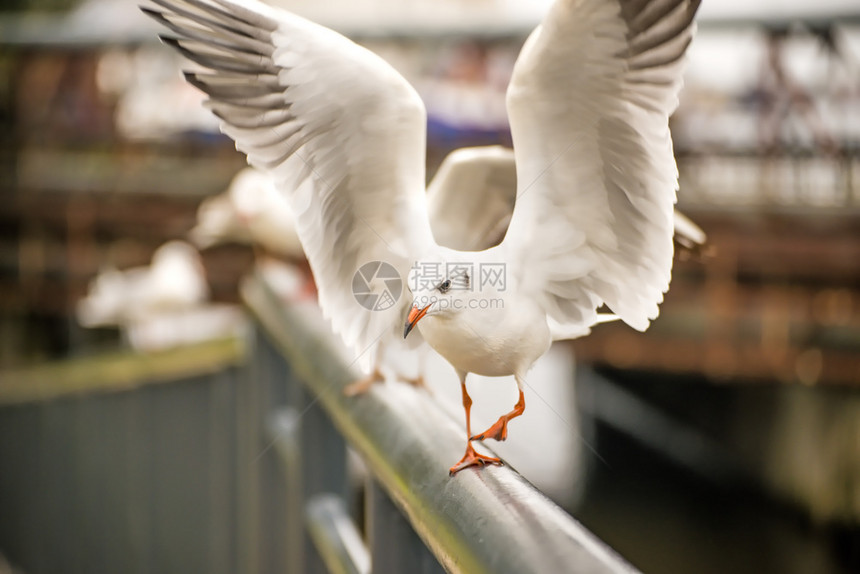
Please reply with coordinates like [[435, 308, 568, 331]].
[[191, 166, 314, 301], [144, 0, 701, 474], [77, 240, 248, 351], [77, 240, 208, 328], [191, 166, 305, 259]]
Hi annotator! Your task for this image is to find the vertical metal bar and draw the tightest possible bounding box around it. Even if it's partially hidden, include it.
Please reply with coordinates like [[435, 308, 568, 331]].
[[258, 428, 290, 573], [305, 494, 370, 574], [150, 377, 211, 572], [208, 369, 237, 574], [299, 382, 349, 574], [257, 329, 302, 573], [266, 406, 304, 573], [39, 400, 74, 574], [74, 396, 107, 574], [125, 386, 155, 574], [367, 480, 445, 574], [101, 392, 132, 574], [257, 322, 352, 574], [236, 333, 263, 574]]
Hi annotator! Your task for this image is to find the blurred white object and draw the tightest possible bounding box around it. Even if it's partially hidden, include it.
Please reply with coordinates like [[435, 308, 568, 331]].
[[191, 167, 305, 259], [77, 240, 209, 328], [427, 145, 517, 250], [77, 241, 249, 351], [257, 257, 310, 302], [97, 46, 219, 140], [190, 191, 254, 248], [126, 303, 248, 351]]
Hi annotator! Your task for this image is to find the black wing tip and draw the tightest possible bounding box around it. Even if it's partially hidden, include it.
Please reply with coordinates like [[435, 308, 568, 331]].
[[183, 70, 209, 92], [158, 35, 183, 48], [139, 5, 161, 19]]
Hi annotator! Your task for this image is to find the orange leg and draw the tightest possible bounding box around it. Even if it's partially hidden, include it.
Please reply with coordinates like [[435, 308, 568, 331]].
[[449, 378, 502, 475], [470, 389, 525, 442]]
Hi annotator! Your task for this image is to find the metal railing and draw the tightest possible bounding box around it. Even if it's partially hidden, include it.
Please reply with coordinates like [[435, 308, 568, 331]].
[[242, 275, 635, 574]]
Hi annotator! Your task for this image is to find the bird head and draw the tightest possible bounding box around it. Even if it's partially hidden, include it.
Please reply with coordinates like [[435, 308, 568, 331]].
[[403, 258, 473, 338]]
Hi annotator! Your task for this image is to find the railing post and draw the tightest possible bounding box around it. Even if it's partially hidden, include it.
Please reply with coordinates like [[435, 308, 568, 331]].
[[259, 320, 350, 574], [367, 480, 445, 574], [293, 381, 350, 573], [306, 494, 370, 574]]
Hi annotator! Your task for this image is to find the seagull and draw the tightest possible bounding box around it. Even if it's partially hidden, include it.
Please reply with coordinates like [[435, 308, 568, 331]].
[[190, 166, 305, 259], [190, 181, 255, 250], [144, 0, 701, 474], [76, 240, 209, 328], [190, 166, 317, 301]]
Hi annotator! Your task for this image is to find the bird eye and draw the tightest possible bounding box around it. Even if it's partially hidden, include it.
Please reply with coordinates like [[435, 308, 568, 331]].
[[438, 279, 452, 293]]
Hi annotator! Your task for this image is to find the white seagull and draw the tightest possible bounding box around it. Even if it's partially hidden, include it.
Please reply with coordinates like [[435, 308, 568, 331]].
[[144, 0, 701, 474], [190, 166, 305, 259], [76, 240, 209, 327]]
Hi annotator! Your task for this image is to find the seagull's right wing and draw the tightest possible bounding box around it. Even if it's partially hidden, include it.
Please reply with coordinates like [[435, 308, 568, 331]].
[[502, 0, 700, 335], [426, 146, 518, 251], [143, 0, 436, 369]]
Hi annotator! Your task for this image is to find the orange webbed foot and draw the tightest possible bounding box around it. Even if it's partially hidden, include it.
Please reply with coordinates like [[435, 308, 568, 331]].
[[470, 389, 525, 442], [449, 444, 502, 475], [470, 417, 510, 442]]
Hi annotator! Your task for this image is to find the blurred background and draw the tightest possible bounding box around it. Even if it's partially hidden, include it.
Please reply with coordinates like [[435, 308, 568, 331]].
[[0, 0, 858, 573]]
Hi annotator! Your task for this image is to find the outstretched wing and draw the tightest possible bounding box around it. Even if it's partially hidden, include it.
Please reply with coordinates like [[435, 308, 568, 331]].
[[503, 0, 700, 334], [143, 0, 435, 368]]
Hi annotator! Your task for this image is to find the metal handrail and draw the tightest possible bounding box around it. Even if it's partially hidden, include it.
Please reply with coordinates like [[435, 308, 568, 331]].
[[242, 275, 636, 574]]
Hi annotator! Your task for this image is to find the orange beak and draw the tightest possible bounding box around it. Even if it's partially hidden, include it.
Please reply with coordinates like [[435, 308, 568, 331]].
[[403, 304, 430, 338]]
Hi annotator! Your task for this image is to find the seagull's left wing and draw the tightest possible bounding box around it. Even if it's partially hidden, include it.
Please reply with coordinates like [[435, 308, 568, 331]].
[[502, 0, 700, 334], [143, 0, 436, 369]]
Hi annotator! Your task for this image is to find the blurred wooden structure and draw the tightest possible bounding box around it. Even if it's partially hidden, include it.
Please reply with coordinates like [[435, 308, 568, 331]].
[[574, 192, 860, 386], [0, 42, 254, 364]]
